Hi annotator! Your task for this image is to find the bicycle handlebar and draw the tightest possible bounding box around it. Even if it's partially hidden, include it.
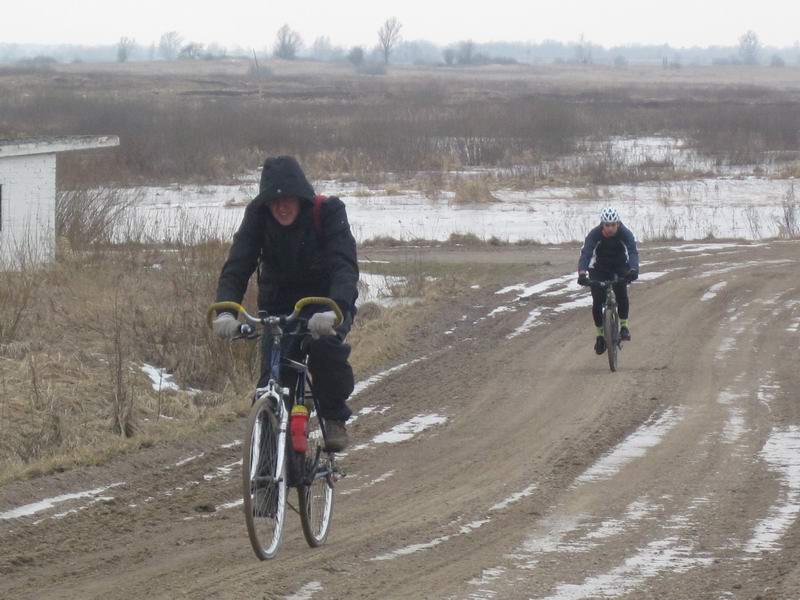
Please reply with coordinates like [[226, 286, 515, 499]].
[[206, 297, 344, 330]]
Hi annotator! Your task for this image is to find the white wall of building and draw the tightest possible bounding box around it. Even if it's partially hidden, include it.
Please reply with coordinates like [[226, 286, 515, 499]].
[[0, 153, 56, 268]]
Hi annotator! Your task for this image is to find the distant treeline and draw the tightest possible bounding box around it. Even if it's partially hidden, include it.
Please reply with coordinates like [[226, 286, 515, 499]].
[[2, 37, 800, 67]]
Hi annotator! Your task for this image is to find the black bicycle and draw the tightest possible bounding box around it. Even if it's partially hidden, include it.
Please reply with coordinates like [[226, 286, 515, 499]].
[[207, 297, 343, 560], [580, 274, 626, 372]]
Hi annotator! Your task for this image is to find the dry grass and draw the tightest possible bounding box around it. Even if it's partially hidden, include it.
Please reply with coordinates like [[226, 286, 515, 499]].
[[452, 177, 500, 204], [0, 225, 464, 484], [3, 61, 798, 189]]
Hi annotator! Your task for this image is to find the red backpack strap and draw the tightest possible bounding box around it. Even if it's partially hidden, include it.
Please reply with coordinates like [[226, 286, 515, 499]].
[[312, 194, 327, 234]]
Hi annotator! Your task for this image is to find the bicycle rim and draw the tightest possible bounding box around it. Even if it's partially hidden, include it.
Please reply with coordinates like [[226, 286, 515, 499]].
[[242, 397, 287, 560], [604, 309, 619, 372], [298, 409, 334, 547]]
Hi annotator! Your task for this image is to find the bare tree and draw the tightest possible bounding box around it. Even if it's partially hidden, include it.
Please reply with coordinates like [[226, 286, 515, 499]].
[[274, 24, 302, 60], [457, 40, 475, 65], [377, 17, 402, 65], [117, 37, 135, 63], [739, 30, 761, 65], [158, 31, 183, 60], [179, 43, 204, 60], [347, 46, 365, 66], [574, 34, 592, 65], [443, 48, 456, 66]]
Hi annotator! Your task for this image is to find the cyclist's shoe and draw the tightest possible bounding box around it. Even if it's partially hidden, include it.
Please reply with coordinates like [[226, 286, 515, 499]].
[[324, 420, 349, 453], [594, 336, 607, 355], [620, 326, 631, 341]]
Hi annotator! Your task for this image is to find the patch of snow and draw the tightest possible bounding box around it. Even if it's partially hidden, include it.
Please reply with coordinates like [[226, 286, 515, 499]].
[[216, 499, 244, 511], [358, 272, 407, 307], [636, 271, 669, 281], [468, 566, 507, 587], [744, 427, 800, 555], [538, 536, 713, 599], [574, 408, 683, 484], [507, 308, 546, 339], [488, 305, 517, 318], [203, 459, 242, 481], [175, 453, 205, 467], [372, 518, 489, 561], [141, 363, 180, 392], [717, 390, 747, 444], [340, 470, 396, 496], [372, 414, 448, 444], [285, 581, 324, 600], [701, 281, 728, 302], [351, 357, 428, 398], [0, 482, 125, 521], [490, 484, 538, 511]]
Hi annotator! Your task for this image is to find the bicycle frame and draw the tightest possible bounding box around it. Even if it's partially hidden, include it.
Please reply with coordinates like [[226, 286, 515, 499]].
[[208, 297, 344, 559]]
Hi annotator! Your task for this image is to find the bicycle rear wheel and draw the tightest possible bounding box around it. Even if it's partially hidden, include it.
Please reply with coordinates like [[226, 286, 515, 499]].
[[604, 308, 619, 372], [242, 396, 287, 560], [298, 409, 334, 547]]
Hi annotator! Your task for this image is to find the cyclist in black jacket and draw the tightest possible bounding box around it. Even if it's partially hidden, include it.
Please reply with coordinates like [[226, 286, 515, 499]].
[[577, 207, 639, 355], [212, 156, 359, 451]]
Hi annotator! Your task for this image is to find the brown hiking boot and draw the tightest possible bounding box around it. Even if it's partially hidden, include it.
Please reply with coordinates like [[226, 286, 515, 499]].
[[324, 420, 349, 452]]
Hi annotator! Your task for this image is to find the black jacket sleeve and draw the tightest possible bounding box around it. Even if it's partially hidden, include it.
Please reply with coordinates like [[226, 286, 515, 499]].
[[320, 197, 359, 315], [215, 200, 263, 308], [620, 225, 639, 271]]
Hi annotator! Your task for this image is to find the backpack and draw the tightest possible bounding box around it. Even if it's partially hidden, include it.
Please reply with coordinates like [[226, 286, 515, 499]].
[[312, 194, 327, 235]]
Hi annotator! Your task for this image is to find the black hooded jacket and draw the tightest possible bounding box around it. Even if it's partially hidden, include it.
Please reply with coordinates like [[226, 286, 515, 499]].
[[216, 157, 359, 316]]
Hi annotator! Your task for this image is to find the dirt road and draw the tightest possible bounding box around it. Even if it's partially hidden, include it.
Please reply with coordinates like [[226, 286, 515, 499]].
[[2, 240, 799, 599]]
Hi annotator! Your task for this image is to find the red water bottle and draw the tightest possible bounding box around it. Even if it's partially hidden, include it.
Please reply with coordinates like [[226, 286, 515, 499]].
[[290, 405, 309, 453]]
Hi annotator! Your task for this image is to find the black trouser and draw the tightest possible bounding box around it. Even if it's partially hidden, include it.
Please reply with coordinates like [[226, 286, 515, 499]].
[[258, 309, 354, 422], [589, 267, 629, 328]]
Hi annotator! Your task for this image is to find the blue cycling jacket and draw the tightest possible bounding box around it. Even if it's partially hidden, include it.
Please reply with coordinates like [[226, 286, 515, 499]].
[[578, 223, 639, 272]]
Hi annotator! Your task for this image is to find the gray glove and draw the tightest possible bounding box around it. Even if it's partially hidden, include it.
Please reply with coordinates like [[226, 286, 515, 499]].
[[212, 313, 241, 340], [308, 311, 337, 339]]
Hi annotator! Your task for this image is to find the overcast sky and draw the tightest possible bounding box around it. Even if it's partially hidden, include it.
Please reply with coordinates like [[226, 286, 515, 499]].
[[5, 0, 800, 49]]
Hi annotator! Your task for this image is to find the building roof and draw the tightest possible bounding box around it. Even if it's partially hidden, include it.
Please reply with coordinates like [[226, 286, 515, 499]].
[[0, 135, 119, 158]]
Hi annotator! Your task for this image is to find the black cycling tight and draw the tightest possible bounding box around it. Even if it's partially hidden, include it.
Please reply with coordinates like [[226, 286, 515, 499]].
[[591, 282, 629, 327]]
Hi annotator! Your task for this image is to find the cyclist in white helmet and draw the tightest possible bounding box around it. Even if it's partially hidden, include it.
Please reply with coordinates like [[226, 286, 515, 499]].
[[577, 206, 639, 355]]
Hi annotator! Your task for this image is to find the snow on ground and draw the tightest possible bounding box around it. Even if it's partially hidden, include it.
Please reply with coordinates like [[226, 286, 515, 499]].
[[744, 427, 800, 555], [372, 414, 448, 444], [574, 408, 683, 485], [0, 482, 125, 520], [358, 272, 411, 307], [141, 364, 180, 392], [116, 173, 800, 245], [701, 281, 728, 301]]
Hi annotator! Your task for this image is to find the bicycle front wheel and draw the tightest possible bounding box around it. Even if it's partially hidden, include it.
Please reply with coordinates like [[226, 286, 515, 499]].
[[298, 410, 334, 547], [242, 396, 287, 560], [604, 308, 619, 372]]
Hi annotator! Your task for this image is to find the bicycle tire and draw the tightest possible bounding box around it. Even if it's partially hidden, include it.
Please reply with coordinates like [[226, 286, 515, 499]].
[[604, 308, 619, 372], [298, 409, 334, 547], [242, 396, 287, 560]]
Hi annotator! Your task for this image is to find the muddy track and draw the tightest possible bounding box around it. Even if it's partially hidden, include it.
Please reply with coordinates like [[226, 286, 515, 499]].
[[2, 241, 800, 600]]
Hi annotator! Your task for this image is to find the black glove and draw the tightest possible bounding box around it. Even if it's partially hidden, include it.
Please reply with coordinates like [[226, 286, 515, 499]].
[[626, 269, 639, 282], [577, 272, 590, 286]]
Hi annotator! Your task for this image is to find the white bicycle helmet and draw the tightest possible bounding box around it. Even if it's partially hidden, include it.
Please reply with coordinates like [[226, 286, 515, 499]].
[[600, 206, 620, 223]]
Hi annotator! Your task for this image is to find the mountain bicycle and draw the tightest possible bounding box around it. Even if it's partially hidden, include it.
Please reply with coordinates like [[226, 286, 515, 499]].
[[206, 297, 344, 560], [580, 274, 627, 372]]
